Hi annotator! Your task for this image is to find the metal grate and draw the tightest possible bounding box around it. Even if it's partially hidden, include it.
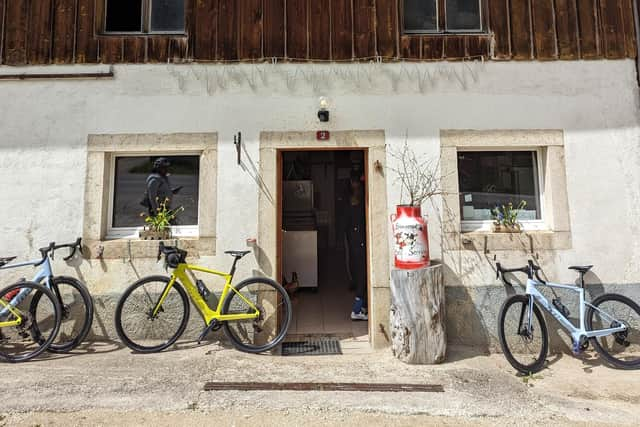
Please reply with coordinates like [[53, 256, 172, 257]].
[[204, 382, 444, 392], [281, 338, 342, 356]]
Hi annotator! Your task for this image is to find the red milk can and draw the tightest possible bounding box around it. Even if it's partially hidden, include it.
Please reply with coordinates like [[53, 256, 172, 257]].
[[390, 205, 430, 269]]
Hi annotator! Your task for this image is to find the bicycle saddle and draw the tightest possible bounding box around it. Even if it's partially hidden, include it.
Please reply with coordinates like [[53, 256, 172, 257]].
[[225, 250, 251, 258], [0, 256, 16, 267], [568, 265, 593, 274]]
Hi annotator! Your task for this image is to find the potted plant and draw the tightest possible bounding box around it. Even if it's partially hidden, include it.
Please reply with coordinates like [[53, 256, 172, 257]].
[[491, 201, 527, 233], [388, 141, 442, 269], [139, 198, 184, 240]]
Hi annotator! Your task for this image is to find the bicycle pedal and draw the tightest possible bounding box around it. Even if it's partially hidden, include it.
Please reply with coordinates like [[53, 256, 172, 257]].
[[197, 320, 221, 344]]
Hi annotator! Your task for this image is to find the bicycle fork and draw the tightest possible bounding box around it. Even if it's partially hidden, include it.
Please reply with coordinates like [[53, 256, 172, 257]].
[[517, 295, 536, 338]]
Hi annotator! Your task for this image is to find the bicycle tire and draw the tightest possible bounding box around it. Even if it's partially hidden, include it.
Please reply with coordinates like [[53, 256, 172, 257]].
[[115, 275, 190, 353], [498, 294, 549, 374], [0, 281, 61, 363], [586, 293, 640, 370], [30, 276, 94, 353], [222, 277, 292, 353]]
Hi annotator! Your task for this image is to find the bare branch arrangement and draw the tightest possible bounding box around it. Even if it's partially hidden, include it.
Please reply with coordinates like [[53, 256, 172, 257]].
[[388, 139, 443, 207]]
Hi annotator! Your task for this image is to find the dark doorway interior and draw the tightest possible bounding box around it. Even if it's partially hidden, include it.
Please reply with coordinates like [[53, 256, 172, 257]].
[[280, 150, 368, 339]]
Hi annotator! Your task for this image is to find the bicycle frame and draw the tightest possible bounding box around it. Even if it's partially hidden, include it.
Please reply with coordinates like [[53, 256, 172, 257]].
[[0, 256, 54, 323], [152, 263, 260, 325], [525, 278, 627, 344]]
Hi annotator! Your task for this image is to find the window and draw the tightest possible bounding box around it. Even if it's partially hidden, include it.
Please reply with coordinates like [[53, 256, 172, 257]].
[[105, 0, 185, 34], [457, 151, 543, 229], [403, 0, 483, 33], [110, 155, 200, 237]]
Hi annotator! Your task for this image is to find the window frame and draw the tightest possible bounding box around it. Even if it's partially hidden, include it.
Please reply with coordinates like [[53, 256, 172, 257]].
[[401, 0, 486, 35], [457, 147, 546, 233], [102, 0, 186, 36], [106, 152, 200, 240]]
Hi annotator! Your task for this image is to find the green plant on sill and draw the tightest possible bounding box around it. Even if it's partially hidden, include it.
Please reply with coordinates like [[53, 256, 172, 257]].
[[491, 201, 527, 229], [141, 198, 184, 232]]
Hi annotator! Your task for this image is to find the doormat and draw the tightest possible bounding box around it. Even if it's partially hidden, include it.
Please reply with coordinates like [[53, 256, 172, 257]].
[[281, 338, 342, 356], [204, 382, 444, 393]]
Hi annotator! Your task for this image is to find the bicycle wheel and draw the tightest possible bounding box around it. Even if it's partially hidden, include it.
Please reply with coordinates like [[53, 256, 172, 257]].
[[0, 281, 61, 363], [115, 276, 189, 353], [586, 293, 640, 369], [222, 278, 292, 353], [498, 294, 549, 374], [30, 276, 94, 353]]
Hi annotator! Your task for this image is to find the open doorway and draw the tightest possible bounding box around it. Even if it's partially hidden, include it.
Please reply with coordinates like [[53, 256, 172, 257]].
[[279, 150, 369, 340]]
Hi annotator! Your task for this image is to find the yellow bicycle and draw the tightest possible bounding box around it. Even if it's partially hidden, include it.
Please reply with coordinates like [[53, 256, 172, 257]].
[[115, 243, 292, 353]]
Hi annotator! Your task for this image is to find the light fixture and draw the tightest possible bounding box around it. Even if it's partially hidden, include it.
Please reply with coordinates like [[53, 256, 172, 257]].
[[317, 96, 330, 122]]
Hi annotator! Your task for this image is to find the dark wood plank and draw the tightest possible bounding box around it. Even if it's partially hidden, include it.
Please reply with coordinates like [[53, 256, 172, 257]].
[[99, 37, 123, 63], [309, 0, 331, 60], [444, 35, 466, 60], [76, 0, 98, 63], [124, 37, 146, 63], [620, 0, 637, 58], [27, 0, 53, 64], [52, 0, 76, 63], [218, 0, 238, 60], [332, 0, 353, 60], [194, 0, 218, 60], [170, 38, 189, 62], [375, 0, 398, 59], [264, 0, 285, 58], [0, 0, 5, 64], [509, 0, 533, 59], [576, 0, 599, 58], [400, 35, 420, 59], [421, 36, 443, 60], [467, 35, 491, 58], [354, 0, 375, 58], [239, 0, 263, 59], [488, 0, 511, 59], [531, 0, 558, 59], [4, 0, 29, 64], [599, 0, 625, 58], [148, 37, 169, 62], [286, 0, 307, 59], [554, 0, 579, 59]]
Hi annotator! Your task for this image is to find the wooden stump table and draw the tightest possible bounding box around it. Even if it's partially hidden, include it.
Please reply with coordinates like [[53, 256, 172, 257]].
[[390, 263, 446, 364]]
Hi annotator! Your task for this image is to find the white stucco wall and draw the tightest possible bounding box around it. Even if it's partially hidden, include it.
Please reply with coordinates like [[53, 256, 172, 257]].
[[0, 60, 639, 293]]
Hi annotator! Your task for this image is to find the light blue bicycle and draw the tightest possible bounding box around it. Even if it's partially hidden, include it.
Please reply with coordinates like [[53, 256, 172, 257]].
[[0, 239, 93, 362], [496, 260, 640, 373]]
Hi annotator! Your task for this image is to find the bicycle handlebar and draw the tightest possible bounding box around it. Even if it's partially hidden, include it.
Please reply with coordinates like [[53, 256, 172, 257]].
[[496, 259, 545, 287], [37, 238, 83, 264]]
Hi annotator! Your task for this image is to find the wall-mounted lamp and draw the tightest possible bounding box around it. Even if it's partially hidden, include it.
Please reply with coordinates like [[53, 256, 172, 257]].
[[317, 96, 330, 122]]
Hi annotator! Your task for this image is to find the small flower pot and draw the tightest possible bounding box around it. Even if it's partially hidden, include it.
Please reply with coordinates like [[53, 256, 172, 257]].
[[492, 224, 521, 233], [139, 229, 172, 240]]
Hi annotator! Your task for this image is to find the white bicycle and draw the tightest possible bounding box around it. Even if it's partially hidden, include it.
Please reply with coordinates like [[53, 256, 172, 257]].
[[496, 260, 640, 373]]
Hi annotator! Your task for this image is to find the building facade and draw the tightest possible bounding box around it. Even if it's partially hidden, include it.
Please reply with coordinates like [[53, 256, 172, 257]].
[[1, 1, 639, 349]]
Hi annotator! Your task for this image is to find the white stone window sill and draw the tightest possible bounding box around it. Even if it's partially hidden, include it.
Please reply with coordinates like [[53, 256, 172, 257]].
[[459, 230, 571, 251], [84, 237, 215, 260]]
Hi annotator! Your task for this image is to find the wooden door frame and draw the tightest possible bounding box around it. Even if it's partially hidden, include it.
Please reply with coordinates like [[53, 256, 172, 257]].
[[276, 147, 371, 338]]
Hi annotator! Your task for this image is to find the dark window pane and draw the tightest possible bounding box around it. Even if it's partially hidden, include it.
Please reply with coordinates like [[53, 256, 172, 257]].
[[457, 152, 540, 221], [105, 0, 143, 32], [404, 0, 438, 32], [446, 0, 481, 30], [113, 156, 199, 228], [151, 0, 186, 32]]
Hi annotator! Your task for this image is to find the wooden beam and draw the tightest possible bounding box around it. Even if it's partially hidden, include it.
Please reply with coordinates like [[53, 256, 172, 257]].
[[76, 0, 98, 63], [123, 37, 146, 63], [148, 37, 169, 63], [332, 0, 354, 60], [4, 0, 29, 64], [264, 0, 285, 58], [488, 0, 511, 59], [194, 0, 218, 60], [0, 0, 5, 64], [531, 0, 558, 59], [218, 0, 239, 60], [99, 37, 123, 63], [599, 0, 625, 58], [354, 0, 375, 58], [422, 36, 443, 60], [576, 0, 599, 58], [510, 0, 533, 59], [27, 0, 54, 64], [286, 0, 308, 59], [554, 0, 579, 59], [375, 0, 398, 59], [53, 0, 77, 63], [309, 0, 331, 60], [239, 0, 263, 59]]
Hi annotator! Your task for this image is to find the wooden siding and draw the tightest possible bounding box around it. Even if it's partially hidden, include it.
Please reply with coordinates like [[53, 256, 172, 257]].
[[0, 0, 636, 65]]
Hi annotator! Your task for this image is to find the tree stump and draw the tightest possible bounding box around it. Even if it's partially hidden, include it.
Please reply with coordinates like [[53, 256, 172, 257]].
[[390, 263, 446, 364]]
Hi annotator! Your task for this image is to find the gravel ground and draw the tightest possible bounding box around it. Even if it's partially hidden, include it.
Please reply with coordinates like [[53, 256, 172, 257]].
[[1, 341, 638, 426]]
